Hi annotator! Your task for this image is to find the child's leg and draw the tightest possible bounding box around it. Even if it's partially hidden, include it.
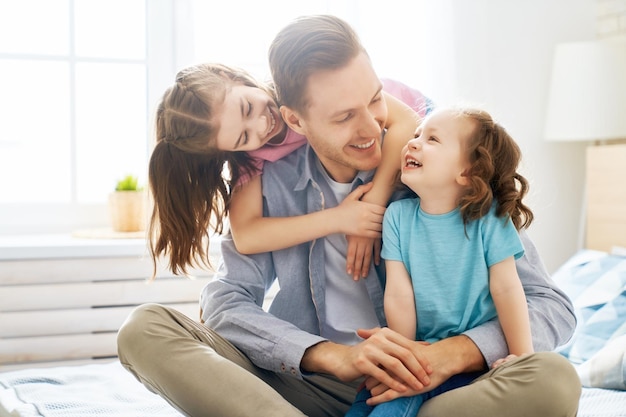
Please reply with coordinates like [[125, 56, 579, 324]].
[[421, 371, 483, 402], [369, 395, 424, 417], [344, 387, 374, 417], [346, 372, 482, 417]]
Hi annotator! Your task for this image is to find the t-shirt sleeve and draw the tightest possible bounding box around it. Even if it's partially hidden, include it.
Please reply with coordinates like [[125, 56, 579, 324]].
[[481, 210, 525, 267], [381, 201, 404, 262], [235, 157, 264, 187], [382, 78, 434, 118], [238, 129, 307, 186]]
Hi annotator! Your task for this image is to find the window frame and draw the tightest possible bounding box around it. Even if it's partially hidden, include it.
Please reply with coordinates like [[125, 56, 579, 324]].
[[0, 0, 193, 236]]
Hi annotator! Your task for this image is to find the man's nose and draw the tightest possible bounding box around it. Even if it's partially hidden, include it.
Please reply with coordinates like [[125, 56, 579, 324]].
[[358, 111, 383, 138]]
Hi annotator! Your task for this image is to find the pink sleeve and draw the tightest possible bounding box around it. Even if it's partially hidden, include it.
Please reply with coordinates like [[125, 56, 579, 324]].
[[236, 129, 307, 186], [382, 78, 433, 118]]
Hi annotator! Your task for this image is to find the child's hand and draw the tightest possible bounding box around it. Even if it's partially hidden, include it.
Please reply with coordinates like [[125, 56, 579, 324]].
[[346, 236, 381, 280], [332, 183, 385, 279], [491, 354, 518, 369], [333, 183, 385, 238]]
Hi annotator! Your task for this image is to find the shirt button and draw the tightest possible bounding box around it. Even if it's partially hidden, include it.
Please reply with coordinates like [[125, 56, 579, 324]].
[[290, 367, 297, 375], [280, 364, 287, 372]]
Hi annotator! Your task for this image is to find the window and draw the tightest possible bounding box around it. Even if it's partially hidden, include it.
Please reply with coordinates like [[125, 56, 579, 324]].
[[0, 0, 188, 234]]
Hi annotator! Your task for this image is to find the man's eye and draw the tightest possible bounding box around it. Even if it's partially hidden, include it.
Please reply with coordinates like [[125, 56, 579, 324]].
[[339, 113, 353, 123]]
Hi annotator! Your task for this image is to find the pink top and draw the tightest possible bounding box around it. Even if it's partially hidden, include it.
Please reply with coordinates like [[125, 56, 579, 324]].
[[239, 78, 430, 185]]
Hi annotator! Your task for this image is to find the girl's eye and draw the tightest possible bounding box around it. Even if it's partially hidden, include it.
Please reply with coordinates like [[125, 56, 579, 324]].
[[428, 136, 439, 143], [247, 102, 252, 116], [243, 132, 249, 145]]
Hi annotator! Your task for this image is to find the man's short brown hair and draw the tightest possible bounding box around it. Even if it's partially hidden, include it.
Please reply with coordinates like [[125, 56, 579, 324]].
[[268, 14, 366, 115]]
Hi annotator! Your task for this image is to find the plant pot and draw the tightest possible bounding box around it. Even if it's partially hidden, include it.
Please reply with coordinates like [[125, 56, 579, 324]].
[[108, 190, 147, 232]]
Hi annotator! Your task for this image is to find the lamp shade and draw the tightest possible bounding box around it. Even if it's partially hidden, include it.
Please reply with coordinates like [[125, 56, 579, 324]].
[[544, 40, 626, 142]]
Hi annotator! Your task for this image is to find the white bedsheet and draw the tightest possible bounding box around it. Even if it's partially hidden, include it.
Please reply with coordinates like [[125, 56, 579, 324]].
[[0, 361, 182, 417], [1, 360, 625, 417]]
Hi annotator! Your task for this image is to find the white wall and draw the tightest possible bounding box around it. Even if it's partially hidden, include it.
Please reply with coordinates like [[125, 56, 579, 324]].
[[443, 0, 595, 273], [192, 0, 597, 273]]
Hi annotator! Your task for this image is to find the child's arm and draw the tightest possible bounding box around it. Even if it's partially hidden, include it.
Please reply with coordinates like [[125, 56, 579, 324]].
[[384, 260, 417, 340], [489, 256, 534, 360], [346, 92, 421, 279], [229, 175, 386, 255]]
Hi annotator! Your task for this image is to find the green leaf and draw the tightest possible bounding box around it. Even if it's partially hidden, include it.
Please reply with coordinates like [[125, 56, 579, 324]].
[[115, 175, 143, 191]]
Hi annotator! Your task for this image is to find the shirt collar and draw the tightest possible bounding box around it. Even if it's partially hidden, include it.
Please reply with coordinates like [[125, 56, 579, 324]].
[[294, 144, 374, 192]]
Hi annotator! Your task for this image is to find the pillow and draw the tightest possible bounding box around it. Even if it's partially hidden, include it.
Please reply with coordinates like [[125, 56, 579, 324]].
[[577, 334, 626, 390], [552, 249, 626, 362]]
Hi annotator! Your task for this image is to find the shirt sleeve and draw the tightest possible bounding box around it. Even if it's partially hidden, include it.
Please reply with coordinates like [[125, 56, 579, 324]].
[[382, 78, 434, 117], [381, 201, 404, 262], [481, 210, 525, 267], [200, 234, 325, 379]]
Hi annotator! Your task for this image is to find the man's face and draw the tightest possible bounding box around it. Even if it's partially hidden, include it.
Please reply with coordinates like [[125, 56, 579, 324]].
[[288, 52, 387, 183]]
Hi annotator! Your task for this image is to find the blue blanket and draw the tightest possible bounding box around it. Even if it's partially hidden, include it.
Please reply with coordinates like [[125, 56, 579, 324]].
[[552, 250, 626, 391]]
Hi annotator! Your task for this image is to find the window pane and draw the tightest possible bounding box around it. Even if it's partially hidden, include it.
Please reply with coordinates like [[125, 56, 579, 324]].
[[0, 0, 70, 55], [75, 62, 147, 203], [74, 0, 146, 59], [0, 60, 71, 203]]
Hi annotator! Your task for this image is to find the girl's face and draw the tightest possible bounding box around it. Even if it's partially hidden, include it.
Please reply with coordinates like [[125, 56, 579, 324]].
[[214, 84, 286, 152], [400, 108, 473, 197]]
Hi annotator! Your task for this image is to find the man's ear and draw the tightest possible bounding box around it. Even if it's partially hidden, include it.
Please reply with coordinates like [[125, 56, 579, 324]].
[[280, 106, 306, 135]]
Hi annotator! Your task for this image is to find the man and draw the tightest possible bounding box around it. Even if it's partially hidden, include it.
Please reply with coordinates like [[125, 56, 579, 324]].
[[117, 15, 580, 417]]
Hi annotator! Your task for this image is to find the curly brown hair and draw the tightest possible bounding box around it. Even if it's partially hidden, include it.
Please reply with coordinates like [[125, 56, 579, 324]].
[[456, 107, 534, 230], [148, 63, 273, 277]]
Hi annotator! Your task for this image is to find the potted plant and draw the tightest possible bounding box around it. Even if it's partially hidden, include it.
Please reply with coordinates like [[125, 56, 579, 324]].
[[108, 175, 146, 233]]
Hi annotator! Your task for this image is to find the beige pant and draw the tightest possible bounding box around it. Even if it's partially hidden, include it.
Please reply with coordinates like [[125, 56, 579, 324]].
[[117, 304, 581, 417]]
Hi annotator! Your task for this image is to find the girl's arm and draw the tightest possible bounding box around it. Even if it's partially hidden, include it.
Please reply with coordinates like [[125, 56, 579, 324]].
[[346, 92, 421, 279], [489, 256, 534, 359], [384, 260, 417, 340], [365, 92, 420, 204], [229, 175, 386, 255]]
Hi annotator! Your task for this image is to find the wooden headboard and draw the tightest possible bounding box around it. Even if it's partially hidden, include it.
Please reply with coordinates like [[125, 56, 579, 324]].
[[585, 142, 626, 252]]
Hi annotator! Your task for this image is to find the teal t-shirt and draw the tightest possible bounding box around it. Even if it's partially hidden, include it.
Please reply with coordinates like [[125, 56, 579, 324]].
[[381, 197, 524, 342]]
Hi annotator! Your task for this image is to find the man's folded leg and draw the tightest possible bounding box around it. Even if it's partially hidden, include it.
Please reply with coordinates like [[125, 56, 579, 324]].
[[418, 352, 581, 417]]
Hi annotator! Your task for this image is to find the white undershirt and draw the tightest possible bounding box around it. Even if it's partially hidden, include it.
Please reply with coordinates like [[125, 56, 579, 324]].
[[319, 171, 379, 345]]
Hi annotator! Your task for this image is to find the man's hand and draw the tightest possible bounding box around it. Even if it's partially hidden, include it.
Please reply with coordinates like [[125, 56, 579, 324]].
[[358, 329, 486, 406], [301, 327, 432, 393]]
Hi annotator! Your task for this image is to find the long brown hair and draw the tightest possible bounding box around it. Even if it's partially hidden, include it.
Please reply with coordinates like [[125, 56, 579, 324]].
[[148, 63, 272, 276], [457, 107, 534, 230]]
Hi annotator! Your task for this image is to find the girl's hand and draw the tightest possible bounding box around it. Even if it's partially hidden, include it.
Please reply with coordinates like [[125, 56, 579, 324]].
[[331, 183, 385, 279], [332, 183, 385, 238], [491, 354, 518, 369], [346, 236, 381, 280]]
